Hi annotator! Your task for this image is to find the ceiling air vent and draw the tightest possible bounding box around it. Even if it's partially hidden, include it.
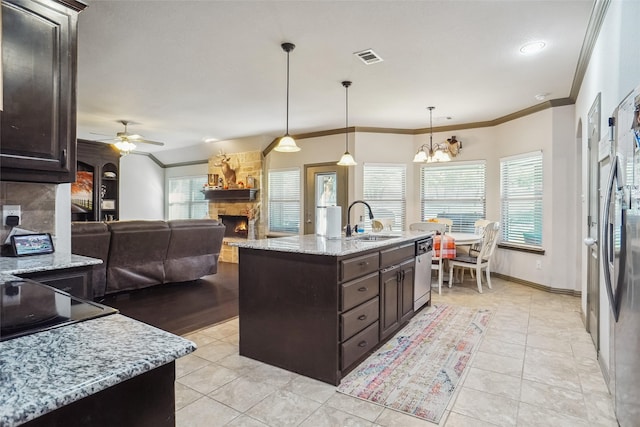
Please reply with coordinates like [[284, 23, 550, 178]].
[[354, 49, 383, 65]]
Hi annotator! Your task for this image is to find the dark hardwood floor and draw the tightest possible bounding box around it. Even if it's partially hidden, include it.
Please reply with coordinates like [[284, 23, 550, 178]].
[[102, 262, 238, 336]]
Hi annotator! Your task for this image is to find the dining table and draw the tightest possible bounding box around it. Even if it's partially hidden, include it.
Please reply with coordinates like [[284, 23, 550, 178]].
[[447, 232, 483, 246], [433, 232, 483, 258], [433, 232, 483, 286]]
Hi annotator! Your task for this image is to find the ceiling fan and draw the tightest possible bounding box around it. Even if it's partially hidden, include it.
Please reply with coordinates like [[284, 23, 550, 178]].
[[93, 120, 165, 155]]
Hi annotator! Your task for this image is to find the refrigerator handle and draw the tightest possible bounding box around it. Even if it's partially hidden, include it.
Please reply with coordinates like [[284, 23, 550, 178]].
[[602, 154, 620, 322]]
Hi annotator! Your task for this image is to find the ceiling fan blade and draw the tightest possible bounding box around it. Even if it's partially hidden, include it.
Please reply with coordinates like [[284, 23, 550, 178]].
[[127, 134, 144, 140], [138, 139, 165, 146], [90, 132, 114, 138]]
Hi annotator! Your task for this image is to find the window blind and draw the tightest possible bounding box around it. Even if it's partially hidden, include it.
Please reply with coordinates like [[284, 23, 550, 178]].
[[420, 161, 486, 232], [500, 151, 543, 247], [363, 163, 406, 231], [168, 176, 208, 219], [268, 168, 301, 233]]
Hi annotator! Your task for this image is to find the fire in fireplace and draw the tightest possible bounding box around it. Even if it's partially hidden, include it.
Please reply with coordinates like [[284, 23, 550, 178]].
[[219, 215, 249, 238]]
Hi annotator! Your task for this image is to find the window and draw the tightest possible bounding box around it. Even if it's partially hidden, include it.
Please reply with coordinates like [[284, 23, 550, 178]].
[[500, 151, 543, 247], [420, 161, 486, 232], [363, 163, 406, 231], [168, 176, 208, 219], [268, 168, 301, 233]]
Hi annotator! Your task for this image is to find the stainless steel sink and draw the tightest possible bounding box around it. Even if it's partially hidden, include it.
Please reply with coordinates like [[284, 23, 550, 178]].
[[352, 234, 399, 241]]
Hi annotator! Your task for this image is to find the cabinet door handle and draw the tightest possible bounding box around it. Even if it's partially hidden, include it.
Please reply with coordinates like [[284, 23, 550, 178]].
[[359, 261, 369, 266], [358, 341, 367, 347], [358, 287, 367, 292], [61, 149, 67, 168], [358, 314, 367, 320]]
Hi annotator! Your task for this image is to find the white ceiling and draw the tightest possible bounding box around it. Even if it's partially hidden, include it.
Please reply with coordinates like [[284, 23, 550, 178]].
[[76, 0, 595, 156]]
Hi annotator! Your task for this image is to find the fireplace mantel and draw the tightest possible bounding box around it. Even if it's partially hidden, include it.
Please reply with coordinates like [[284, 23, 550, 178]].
[[203, 188, 258, 201]]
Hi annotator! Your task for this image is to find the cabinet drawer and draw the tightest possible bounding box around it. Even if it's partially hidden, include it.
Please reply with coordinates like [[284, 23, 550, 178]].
[[380, 243, 414, 268], [341, 297, 379, 341], [341, 321, 379, 369], [341, 272, 379, 311], [341, 253, 379, 282], [20, 268, 91, 299]]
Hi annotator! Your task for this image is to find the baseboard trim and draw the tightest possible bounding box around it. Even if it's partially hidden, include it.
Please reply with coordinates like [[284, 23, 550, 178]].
[[492, 273, 581, 297], [597, 351, 612, 393]]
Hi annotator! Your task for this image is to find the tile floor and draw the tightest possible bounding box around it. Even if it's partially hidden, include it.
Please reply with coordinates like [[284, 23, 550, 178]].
[[175, 277, 618, 426]]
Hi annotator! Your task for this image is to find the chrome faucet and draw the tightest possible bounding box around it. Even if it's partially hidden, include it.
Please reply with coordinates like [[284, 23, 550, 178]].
[[346, 200, 374, 237]]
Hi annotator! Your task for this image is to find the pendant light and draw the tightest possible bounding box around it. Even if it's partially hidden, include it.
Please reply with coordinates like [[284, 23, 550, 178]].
[[413, 106, 451, 163], [274, 42, 301, 153], [337, 81, 357, 166]]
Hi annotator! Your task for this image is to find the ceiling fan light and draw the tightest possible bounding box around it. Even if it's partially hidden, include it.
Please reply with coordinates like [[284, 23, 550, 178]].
[[114, 140, 136, 154], [274, 135, 300, 152], [337, 151, 357, 166]]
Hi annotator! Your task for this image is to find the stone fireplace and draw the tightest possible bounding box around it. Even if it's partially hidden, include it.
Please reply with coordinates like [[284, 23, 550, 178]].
[[206, 150, 263, 263]]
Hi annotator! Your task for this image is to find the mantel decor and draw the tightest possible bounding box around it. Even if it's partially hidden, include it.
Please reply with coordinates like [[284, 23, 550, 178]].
[[202, 188, 258, 201]]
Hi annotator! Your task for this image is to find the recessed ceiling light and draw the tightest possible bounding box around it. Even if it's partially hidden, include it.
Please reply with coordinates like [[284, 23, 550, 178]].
[[519, 41, 546, 55], [535, 93, 550, 101], [203, 137, 218, 143]]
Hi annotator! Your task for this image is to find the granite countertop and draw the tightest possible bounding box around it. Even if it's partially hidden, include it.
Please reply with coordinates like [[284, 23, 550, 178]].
[[0, 314, 196, 427], [0, 253, 102, 278], [230, 230, 433, 256]]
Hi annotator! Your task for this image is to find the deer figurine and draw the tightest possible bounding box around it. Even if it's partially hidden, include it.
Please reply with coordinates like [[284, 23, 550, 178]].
[[214, 151, 237, 187]]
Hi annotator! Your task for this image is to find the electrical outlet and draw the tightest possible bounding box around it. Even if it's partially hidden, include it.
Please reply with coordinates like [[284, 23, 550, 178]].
[[2, 205, 21, 226], [535, 260, 542, 270]]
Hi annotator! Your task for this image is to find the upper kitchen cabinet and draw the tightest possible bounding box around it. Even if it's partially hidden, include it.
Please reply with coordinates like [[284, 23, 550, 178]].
[[0, 0, 87, 183]]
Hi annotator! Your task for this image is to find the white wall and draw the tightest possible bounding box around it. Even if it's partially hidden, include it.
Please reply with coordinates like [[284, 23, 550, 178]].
[[55, 183, 71, 253], [574, 0, 640, 378], [485, 107, 576, 289], [119, 154, 165, 220]]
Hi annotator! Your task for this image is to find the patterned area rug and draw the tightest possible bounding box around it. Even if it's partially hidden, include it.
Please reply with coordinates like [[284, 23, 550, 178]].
[[337, 304, 491, 424]]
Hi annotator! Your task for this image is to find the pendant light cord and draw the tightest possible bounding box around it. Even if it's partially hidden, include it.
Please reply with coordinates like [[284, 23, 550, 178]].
[[428, 106, 435, 153], [345, 83, 349, 150], [286, 50, 290, 135], [342, 80, 352, 151]]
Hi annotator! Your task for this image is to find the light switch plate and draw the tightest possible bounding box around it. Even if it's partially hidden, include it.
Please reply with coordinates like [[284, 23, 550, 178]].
[[2, 205, 21, 226]]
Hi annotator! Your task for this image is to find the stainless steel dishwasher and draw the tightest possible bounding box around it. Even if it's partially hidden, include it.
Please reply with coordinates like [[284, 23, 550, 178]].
[[414, 236, 433, 311]]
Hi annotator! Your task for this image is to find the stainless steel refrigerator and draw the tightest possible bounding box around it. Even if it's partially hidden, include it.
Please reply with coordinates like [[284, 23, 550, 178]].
[[602, 85, 640, 427]]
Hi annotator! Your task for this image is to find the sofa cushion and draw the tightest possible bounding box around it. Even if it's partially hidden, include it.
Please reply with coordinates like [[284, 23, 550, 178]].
[[164, 219, 226, 283], [106, 220, 171, 293], [71, 221, 111, 298]]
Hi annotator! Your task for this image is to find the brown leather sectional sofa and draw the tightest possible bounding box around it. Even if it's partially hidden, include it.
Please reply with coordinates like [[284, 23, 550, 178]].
[[71, 219, 225, 298]]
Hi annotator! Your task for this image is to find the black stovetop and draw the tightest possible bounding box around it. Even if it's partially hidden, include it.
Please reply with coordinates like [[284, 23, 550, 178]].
[[1, 278, 118, 342]]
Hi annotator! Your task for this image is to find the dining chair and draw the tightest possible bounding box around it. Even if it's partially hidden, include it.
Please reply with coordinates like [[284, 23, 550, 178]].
[[409, 222, 447, 294], [460, 219, 493, 281], [447, 221, 500, 293], [430, 217, 453, 233]]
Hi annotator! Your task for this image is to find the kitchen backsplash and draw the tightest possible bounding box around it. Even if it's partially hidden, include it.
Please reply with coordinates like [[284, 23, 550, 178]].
[[0, 181, 57, 245]]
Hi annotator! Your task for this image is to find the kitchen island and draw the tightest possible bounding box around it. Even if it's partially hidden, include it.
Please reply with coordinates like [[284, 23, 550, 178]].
[[0, 255, 196, 427], [232, 231, 431, 385]]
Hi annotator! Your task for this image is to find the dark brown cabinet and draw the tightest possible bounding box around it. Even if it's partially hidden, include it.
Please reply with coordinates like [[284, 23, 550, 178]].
[[0, 0, 86, 183], [73, 140, 120, 222], [380, 244, 415, 341], [18, 266, 93, 300]]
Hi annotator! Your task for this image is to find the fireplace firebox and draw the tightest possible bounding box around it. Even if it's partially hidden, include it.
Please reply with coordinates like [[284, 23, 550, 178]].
[[219, 215, 249, 239]]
